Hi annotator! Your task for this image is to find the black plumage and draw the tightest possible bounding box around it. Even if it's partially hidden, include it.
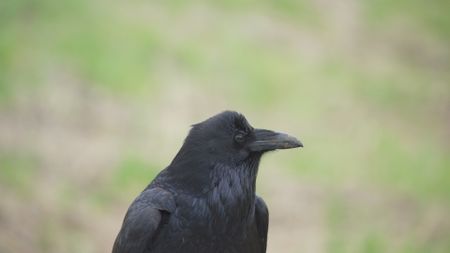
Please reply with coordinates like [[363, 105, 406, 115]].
[[113, 111, 302, 253]]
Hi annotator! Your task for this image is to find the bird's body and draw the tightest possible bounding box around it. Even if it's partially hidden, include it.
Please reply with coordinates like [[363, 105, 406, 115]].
[[113, 111, 301, 253]]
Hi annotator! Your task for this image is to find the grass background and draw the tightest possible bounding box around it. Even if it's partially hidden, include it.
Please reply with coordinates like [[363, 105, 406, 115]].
[[0, 0, 449, 252]]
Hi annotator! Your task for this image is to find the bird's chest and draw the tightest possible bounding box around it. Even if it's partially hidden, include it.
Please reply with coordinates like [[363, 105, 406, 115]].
[[163, 201, 259, 253], [151, 168, 260, 252], [149, 190, 260, 253], [171, 177, 256, 238], [177, 185, 254, 231]]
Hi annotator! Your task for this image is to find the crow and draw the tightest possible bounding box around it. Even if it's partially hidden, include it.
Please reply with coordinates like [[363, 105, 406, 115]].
[[112, 111, 302, 253]]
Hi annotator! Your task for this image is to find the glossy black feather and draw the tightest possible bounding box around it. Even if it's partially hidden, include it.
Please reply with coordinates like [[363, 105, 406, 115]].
[[113, 111, 300, 253], [113, 188, 175, 253], [255, 196, 269, 252]]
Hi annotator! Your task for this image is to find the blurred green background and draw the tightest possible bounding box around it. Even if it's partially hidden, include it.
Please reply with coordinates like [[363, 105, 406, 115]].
[[0, 0, 449, 253]]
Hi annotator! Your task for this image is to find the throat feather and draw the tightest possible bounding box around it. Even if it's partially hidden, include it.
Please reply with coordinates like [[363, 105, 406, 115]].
[[207, 163, 258, 220]]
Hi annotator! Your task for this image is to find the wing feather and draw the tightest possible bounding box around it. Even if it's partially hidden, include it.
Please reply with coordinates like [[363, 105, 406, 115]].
[[255, 196, 269, 253], [112, 188, 175, 253]]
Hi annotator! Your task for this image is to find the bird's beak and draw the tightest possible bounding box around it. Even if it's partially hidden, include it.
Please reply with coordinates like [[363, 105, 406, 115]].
[[248, 129, 303, 152]]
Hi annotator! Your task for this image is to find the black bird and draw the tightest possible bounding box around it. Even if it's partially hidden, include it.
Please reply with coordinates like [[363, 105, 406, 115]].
[[113, 111, 302, 253]]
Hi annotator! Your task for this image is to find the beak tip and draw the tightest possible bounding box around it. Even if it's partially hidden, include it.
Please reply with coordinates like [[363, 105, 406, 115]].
[[293, 139, 303, 148], [279, 136, 303, 149]]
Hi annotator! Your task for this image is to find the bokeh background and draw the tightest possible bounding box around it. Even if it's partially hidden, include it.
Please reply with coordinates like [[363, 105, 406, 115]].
[[1, 0, 449, 252]]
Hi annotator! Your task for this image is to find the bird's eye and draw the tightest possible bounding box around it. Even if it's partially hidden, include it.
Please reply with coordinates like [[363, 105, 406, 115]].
[[234, 134, 245, 143]]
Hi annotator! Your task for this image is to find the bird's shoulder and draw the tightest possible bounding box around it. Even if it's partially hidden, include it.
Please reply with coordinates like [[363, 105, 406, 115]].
[[254, 195, 269, 253], [255, 196, 268, 214], [133, 187, 176, 211], [112, 187, 176, 253]]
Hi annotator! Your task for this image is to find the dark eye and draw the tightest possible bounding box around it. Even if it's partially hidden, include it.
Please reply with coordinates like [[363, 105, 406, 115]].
[[234, 133, 246, 143]]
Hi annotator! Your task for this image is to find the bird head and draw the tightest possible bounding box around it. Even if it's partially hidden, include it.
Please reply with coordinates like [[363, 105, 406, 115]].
[[174, 111, 302, 167]]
